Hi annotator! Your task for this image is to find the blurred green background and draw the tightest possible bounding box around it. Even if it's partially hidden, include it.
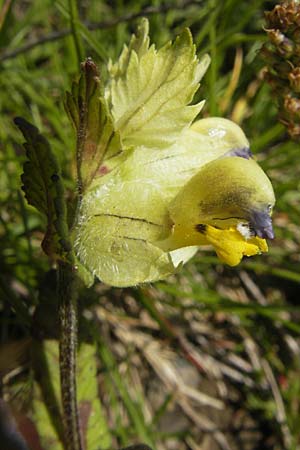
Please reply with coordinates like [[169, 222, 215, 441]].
[[1, 1, 300, 449]]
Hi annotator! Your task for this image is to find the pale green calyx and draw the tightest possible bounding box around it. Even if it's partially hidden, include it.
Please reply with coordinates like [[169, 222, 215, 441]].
[[72, 19, 275, 287]]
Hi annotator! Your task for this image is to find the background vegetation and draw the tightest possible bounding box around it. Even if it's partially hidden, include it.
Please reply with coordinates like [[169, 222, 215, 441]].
[[1, 0, 300, 449]]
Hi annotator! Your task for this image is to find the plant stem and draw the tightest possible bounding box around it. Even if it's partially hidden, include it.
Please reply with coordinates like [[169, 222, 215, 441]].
[[68, 0, 84, 65], [58, 261, 83, 450], [208, 0, 218, 116]]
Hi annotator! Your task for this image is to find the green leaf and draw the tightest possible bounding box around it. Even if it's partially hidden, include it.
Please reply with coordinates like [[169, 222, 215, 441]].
[[32, 340, 64, 450], [32, 340, 111, 450], [77, 343, 111, 449], [107, 18, 210, 149], [14, 117, 71, 261], [65, 58, 121, 192]]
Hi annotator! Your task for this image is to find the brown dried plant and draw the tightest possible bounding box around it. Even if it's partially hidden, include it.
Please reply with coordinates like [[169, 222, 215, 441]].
[[262, 0, 300, 140]]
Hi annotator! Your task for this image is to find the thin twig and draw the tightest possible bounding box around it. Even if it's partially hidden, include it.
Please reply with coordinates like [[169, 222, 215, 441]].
[[0, 0, 202, 63], [261, 358, 292, 449], [179, 398, 232, 450]]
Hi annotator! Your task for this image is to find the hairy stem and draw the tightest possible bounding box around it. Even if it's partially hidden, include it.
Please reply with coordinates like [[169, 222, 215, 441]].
[[58, 261, 83, 450]]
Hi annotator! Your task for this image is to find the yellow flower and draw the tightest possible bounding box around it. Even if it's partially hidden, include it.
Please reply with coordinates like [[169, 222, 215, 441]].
[[157, 154, 274, 269], [72, 20, 275, 287]]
